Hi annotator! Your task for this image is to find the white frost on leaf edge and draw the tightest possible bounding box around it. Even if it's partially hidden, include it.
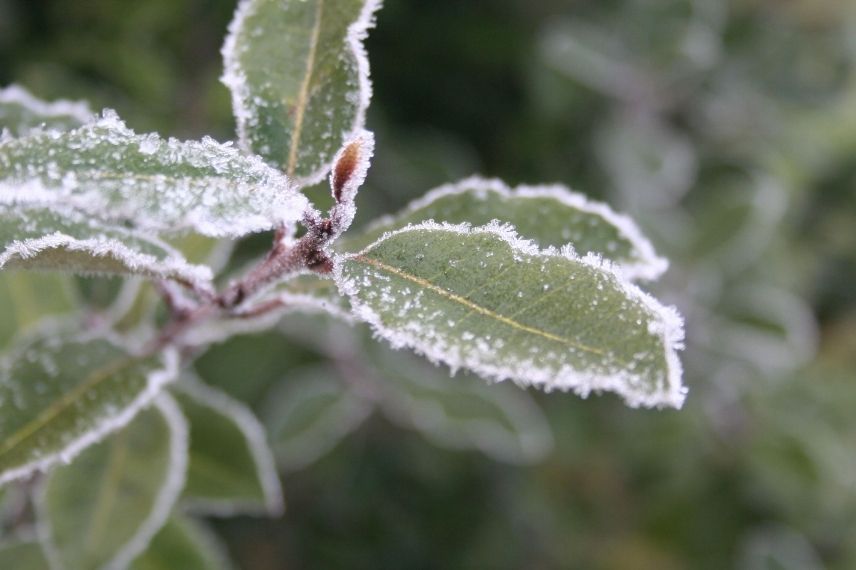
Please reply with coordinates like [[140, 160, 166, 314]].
[[221, 0, 382, 188], [102, 394, 189, 570], [174, 376, 284, 517], [0, 222, 214, 291], [0, 110, 309, 238], [0, 84, 94, 129], [334, 220, 687, 409], [261, 367, 373, 472], [360, 175, 668, 281], [0, 335, 181, 487], [376, 365, 554, 465]]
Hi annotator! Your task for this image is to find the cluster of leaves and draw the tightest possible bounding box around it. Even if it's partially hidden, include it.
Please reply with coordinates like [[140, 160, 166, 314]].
[[0, 0, 689, 568]]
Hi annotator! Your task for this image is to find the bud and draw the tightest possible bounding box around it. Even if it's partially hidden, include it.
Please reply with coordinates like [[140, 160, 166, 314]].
[[330, 130, 374, 205]]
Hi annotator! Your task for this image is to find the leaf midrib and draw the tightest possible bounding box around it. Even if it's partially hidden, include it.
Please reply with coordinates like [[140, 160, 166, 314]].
[[0, 354, 138, 465], [351, 255, 605, 356], [286, 0, 324, 175]]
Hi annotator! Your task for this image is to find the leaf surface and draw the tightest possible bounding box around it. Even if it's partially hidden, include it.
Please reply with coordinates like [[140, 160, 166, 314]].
[[0, 111, 308, 237], [37, 396, 187, 570], [0, 84, 92, 137], [0, 203, 213, 287], [374, 349, 553, 464], [345, 177, 667, 280], [222, 0, 380, 184], [336, 222, 686, 408], [0, 271, 78, 349], [131, 515, 234, 570], [0, 324, 179, 485], [174, 378, 282, 516], [0, 538, 49, 568], [262, 365, 371, 471]]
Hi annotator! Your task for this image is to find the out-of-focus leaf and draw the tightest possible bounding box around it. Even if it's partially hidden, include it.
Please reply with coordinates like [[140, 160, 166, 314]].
[[174, 378, 283, 517], [0, 84, 92, 137], [131, 515, 234, 570], [0, 203, 213, 288], [374, 348, 553, 464], [0, 324, 179, 485], [262, 364, 372, 471], [0, 271, 78, 349], [0, 111, 308, 237], [344, 176, 667, 280], [221, 0, 380, 184], [0, 538, 49, 568], [336, 222, 686, 408], [37, 396, 187, 570], [737, 526, 824, 570]]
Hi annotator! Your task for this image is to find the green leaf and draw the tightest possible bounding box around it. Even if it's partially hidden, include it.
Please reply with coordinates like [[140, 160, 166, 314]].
[[0, 84, 92, 137], [37, 396, 188, 570], [0, 203, 213, 287], [0, 324, 179, 485], [131, 515, 234, 570], [344, 177, 667, 280], [0, 271, 79, 349], [0, 538, 49, 569], [173, 378, 283, 516], [336, 222, 686, 409], [261, 364, 372, 471], [0, 111, 308, 237], [222, 0, 380, 184], [374, 348, 553, 464]]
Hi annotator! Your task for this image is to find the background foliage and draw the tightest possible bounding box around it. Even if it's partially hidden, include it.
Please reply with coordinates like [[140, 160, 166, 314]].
[[1, 0, 855, 568]]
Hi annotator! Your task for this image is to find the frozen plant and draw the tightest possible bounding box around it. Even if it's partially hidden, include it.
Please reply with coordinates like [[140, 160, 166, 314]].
[[0, 0, 685, 567]]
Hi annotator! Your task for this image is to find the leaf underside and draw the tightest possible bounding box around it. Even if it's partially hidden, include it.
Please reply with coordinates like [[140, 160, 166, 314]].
[[0, 325, 178, 485], [0, 203, 213, 286], [222, 0, 378, 183], [337, 223, 685, 409], [174, 379, 282, 516]]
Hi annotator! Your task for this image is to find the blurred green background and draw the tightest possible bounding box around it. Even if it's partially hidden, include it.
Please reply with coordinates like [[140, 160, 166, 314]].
[[2, 0, 856, 568]]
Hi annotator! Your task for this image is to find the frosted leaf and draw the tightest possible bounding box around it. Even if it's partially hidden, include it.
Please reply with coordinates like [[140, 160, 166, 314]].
[[0, 322, 179, 486], [173, 376, 283, 517], [0, 84, 93, 137], [0, 537, 49, 567], [222, 0, 380, 185], [344, 176, 667, 281], [130, 514, 235, 570], [36, 395, 188, 570], [261, 364, 372, 471], [373, 348, 553, 464], [0, 203, 213, 289], [0, 111, 309, 237], [0, 271, 78, 350], [335, 221, 686, 409]]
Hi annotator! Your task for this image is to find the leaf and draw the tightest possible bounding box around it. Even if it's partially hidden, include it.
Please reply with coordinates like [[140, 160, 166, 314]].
[[0, 203, 214, 288], [222, 0, 380, 184], [0, 324, 179, 485], [0, 110, 308, 237], [131, 515, 234, 570], [261, 364, 372, 471], [173, 377, 283, 517], [335, 222, 686, 409], [373, 348, 553, 464], [36, 396, 188, 570], [0, 271, 79, 349], [0, 84, 93, 137], [0, 537, 49, 568], [345, 176, 668, 280]]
